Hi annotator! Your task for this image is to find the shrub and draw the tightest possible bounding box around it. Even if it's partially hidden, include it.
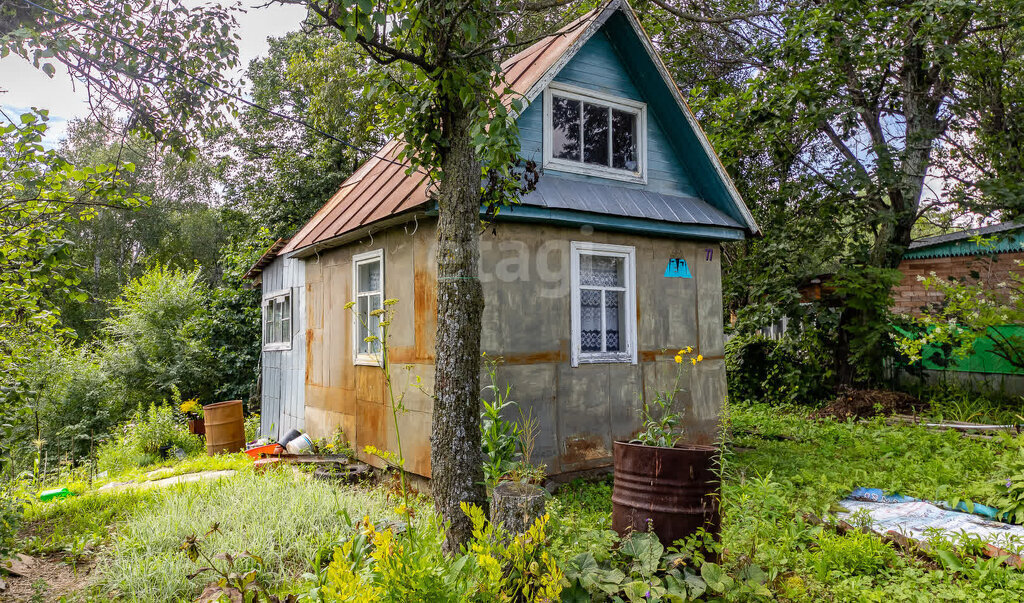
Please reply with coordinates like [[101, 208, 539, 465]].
[[725, 331, 834, 405], [100, 265, 217, 407], [244, 412, 262, 443], [811, 530, 897, 578], [97, 402, 202, 473]]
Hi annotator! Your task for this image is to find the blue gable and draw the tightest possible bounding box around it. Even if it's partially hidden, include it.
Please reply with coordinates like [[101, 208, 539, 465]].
[[514, 7, 756, 235], [518, 28, 698, 200]]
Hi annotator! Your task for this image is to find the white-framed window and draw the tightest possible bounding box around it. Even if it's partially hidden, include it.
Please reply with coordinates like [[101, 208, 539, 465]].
[[543, 82, 647, 184], [352, 249, 384, 365], [262, 290, 292, 351], [570, 242, 638, 366]]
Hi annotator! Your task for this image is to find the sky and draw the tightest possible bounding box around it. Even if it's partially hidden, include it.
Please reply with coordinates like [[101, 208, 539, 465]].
[[0, 2, 308, 146]]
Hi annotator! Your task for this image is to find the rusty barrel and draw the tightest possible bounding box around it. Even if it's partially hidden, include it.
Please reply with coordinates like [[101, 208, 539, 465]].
[[612, 441, 721, 547], [204, 400, 245, 456]]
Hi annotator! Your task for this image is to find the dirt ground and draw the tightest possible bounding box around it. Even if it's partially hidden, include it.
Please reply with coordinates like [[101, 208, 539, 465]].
[[810, 387, 927, 420], [1, 554, 92, 602]]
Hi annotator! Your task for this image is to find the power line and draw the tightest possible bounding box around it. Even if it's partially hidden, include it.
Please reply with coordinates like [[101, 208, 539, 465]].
[[17, 0, 406, 167]]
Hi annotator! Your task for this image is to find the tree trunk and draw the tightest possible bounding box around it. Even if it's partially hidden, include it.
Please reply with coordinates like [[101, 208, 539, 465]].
[[431, 108, 487, 553]]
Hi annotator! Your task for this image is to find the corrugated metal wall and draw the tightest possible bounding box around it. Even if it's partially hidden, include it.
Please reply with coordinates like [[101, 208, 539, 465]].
[[260, 256, 306, 439]]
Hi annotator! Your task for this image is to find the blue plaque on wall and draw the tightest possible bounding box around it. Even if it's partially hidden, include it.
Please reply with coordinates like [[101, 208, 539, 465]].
[[664, 258, 692, 278]]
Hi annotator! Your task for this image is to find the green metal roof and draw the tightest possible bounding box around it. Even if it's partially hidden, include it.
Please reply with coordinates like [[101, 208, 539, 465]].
[[903, 222, 1024, 260]]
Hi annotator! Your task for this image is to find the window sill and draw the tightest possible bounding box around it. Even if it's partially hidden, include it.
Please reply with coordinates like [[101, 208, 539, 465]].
[[353, 355, 382, 367], [575, 353, 635, 365], [543, 158, 646, 185], [263, 343, 292, 352]]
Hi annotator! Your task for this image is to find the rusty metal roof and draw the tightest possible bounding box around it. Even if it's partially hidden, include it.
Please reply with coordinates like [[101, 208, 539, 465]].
[[243, 237, 290, 281], [281, 8, 604, 256]]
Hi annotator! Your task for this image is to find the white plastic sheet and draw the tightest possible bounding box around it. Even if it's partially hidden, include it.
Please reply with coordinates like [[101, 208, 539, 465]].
[[839, 498, 1024, 553]]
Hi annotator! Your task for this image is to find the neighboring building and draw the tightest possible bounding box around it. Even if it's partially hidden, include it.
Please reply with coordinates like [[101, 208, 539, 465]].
[[246, 0, 758, 478], [894, 222, 1024, 316]]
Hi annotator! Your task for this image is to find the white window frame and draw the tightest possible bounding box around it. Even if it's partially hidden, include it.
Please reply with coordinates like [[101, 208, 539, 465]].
[[352, 249, 384, 366], [543, 82, 648, 185], [262, 289, 292, 352], [570, 242, 638, 367]]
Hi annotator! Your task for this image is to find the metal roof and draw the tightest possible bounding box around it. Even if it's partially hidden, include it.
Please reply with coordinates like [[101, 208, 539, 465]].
[[904, 222, 1024, 259], [243, 237, 290, 281], [282, 0, 756, 257], [516, 177, 742, 229]]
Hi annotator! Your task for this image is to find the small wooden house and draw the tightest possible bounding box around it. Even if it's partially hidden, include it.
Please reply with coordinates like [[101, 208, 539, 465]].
[[245, 0, 758, 477]]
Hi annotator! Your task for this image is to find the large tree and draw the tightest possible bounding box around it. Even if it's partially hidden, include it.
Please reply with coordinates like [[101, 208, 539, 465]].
[[286, 0, 583, 550], [642, 0, 1024, 384]]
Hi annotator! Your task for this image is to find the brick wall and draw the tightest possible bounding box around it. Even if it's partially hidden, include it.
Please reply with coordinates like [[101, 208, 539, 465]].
[[893, 251, 1024, 316]]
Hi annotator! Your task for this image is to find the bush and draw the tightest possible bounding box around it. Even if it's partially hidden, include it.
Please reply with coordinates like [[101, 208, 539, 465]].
[[812, 530, 897, 578], [725, 331, 834, 405], [97, 402, 203, 473], [100, 266, 217, 407]]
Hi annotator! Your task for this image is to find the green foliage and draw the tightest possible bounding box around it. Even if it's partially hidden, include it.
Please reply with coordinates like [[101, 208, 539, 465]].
[[480, 355, 521, 490], [634, 350, 701, 447], [96, 402, 202, 473], [987, 449, 1024, 525], [829, 265, 903, 385], [897, 263, 1024, 373], [554, 402, 1024, 599], [560, 528, 771, 602], [911, 380, 1023, 425], [0, 480, 25, 560], [464, 503, 564, 602], [56, 114, 226, 339], [725, 331, 834, 406], [245, 413, 262, 444], [100, 265, 216, 405], [811, 529, 898, 579], [2, 0, 241, 154], [224, 30, 370, 239], [20, 486, 160, 557], [0, 110, 142, 420]]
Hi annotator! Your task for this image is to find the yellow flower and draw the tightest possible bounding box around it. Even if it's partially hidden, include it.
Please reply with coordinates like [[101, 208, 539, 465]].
[[674, 355, 683, 364], [344, 301, 356, 309], [677, 349, 685, 356], [383, 298, 399, 306], [686, 346, 693, 353], [697, 354, 704, 362], [691, 357, 697, 365]]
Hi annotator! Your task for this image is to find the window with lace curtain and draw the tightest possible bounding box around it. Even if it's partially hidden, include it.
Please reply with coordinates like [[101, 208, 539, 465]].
[[570, 242, 637, 366], [352, 249, 384, 365]]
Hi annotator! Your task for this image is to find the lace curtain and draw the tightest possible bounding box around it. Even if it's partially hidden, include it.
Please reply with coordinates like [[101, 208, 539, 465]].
[[580, 255, 622, 353]]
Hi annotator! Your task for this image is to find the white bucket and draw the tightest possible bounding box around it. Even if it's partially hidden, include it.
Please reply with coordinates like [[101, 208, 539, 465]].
[[286, 433, 314, 455]]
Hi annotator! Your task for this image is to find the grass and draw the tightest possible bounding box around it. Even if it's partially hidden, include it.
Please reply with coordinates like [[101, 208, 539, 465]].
[[16, 400, 1024, 601], [554, 402, 1024, 602], [95, 470, 397, 601]]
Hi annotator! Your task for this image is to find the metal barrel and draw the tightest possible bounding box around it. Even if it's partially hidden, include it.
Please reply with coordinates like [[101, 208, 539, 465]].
[[204, 400, 245, 456], [611, 441, 721, 547]]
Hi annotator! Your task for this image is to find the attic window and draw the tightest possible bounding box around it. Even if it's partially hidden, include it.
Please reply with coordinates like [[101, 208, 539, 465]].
[[543, 83, 647, 184]]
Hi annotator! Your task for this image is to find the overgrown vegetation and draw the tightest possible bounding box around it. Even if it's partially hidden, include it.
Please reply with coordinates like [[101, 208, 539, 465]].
[[552, 402, 1024, 601]]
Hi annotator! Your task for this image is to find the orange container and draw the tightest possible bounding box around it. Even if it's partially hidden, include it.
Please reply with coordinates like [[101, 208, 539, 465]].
[[245, 443, 284, 459], [204, 400, 245, 456]]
